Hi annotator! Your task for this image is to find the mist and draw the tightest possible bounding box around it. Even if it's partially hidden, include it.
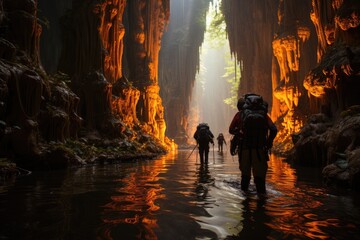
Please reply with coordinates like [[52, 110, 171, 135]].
[[187, 2, 237, 145]]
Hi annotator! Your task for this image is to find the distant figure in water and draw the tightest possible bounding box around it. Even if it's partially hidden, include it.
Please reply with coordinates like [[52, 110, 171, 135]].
[[193, 123, 214, 163], [216, 133, 226, 152]]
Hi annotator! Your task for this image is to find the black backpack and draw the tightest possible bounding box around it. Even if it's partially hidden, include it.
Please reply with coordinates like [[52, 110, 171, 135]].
[[241, 94, 268, 148], [196, 123, 212, 145]]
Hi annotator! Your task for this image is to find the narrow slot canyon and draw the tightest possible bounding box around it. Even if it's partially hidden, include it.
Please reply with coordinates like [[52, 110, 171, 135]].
[[0, 0, 360, 239]]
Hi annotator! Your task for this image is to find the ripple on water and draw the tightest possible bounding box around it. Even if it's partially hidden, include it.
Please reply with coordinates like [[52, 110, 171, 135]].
[[1, 152, 360, 240]]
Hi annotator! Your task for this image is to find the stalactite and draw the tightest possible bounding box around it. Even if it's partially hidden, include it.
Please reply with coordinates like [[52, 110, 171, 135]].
[[305, 0, 360, 118], [270, 0, 316, 137], [288, 0, 360, 179], [95, 0, 145, 130], [272, 26, 311, 134], [0, 0, 175, 163], [222, 0, 319, 154]]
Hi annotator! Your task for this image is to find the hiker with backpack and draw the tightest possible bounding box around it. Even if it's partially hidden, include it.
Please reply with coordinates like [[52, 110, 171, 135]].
[[216, 133, 227, 152], [229, 94, 277, 195], [194, 123, 214, 163]]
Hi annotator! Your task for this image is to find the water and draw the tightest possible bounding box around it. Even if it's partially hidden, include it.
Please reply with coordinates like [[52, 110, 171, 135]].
[[1, 149, 360, 240]]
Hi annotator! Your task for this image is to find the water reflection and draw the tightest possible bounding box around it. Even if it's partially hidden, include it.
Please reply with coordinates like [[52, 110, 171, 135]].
[[0, 151, 359, 239], [265, 156, 333, 239], [226, 196, 272, 239], [195, 163, 213, 200], [97, 156, 169, 239]]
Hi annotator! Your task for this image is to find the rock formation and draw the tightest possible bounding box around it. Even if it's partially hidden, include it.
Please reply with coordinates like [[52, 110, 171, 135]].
[[158, 0, 211, 144], [300, 0, 360, 188], [126, 0, 169, 142], [0, 0, 173, 171], [0, 0, 81, 159], [220, 0, 360, 189], [305, 0, 360, 118], [221, 0, 278, 106], [55, 0, 171, 144], [271, 0, 318, 148]]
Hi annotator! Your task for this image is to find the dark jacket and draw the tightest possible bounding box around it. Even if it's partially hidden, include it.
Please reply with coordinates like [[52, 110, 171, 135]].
[[194, 128, 214, 147]]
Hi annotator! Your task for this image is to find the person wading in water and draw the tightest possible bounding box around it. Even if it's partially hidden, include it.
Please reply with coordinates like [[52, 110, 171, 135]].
[[216, 133, 226, 152], [194, 123, 214, 164], [229, 94, 277, 195]]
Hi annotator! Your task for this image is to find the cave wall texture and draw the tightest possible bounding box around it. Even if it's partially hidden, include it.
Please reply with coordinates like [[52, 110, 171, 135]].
[[219, 0, 359, 149], [0, 0, 172, 162], [221, 0, 318, 142]]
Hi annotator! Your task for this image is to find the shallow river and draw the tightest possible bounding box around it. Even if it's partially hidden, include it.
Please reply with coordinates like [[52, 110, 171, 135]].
[[1, 149, 360, 239]]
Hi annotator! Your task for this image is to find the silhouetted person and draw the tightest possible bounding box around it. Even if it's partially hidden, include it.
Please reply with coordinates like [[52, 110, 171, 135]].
[[229, 94, 277, 195], [216, 133, 226, 152], [194, 123, 214, 163]]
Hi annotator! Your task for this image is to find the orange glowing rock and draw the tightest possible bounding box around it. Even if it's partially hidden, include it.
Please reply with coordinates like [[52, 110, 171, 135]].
[[272, 27, 307, 134]]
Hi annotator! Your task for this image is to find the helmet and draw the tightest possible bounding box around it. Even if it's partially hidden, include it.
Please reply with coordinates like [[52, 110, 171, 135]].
[[237, 97, 245, 111]]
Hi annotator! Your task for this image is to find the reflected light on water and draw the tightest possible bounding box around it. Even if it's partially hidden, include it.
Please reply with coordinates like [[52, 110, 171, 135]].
[[98, 154, 171, 239], [1, 150, 359, 240], [264, 155, 337, 239]]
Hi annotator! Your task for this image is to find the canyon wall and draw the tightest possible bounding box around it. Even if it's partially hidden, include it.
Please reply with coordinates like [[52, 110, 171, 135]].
[[159, 0, 211, 144], [0, 0, 172, 164], [220, 0, 360, 188], [222, 0, 358, 142], [0, 0, 80, 160]]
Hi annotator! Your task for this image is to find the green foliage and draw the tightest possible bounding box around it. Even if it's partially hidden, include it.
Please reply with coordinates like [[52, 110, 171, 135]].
[[203, 0, 240, 109], [205, 3, 226, 48], [223, 56, 240, 109]]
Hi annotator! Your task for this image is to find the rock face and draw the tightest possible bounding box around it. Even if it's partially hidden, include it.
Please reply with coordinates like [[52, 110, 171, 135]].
[[299, 1, 360, 189], [58, 1, 123, 132], [126, 0, 169, 143], [158, 0, 211, 144], [305, 0, 360, 117], [222, 0, 318, 149], [291, 108, 360, 190], [0, 0, 81, 159], [272, 0, 317, 136], [0, 0, 173, 168], [222, 0, 278, 107], [57, 0, 170, 142]]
